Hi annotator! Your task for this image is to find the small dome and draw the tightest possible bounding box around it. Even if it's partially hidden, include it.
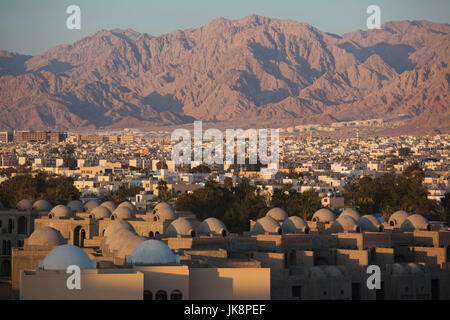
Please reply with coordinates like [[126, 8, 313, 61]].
[[308, 267, 326, 280], [166, 218, 196, 237], [266, 208, 288, 221], [126, 240, 178, 265], [312, 208, 336, 223], [112, 206, 135, 220], [152, 204, 177, 222], [91, 206, 111, 219], [49, 205, 73, 218], [391, 263, 407, 275], [108, 230, 146, 258], [118, 201, 136, 214], [324, 266, 343, 277], [33, 199, 52, 212], [27, 226, 66, 247], [359, 215, 384, 232], [251, 216, 282, 235], [388, 210, 409, 227], [67, 200, 83, 213], [16, 199, 33, 211], [154, 202, 172, 212], [328, 216, 361, 233], [282, 216, 309, 234], [100, 201, 117, 212], [401, 214, 430, 232], [197, 218, 228, 236], [83, 200, 99, 212], [406, 263, 424, 274], [40, 245, 96, 270], [103, 220, 136, 239], [340, 208, 360, 221]]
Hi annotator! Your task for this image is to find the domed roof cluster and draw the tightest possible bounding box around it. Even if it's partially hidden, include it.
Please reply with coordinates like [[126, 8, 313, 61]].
[[118, 201, 136, 214], [388, 210, 409, 227], [103, 220, 145, 259], [166, 217, 196, 237], [359, 215, 384, 232], [328, 215, 361, 233], [308, 266, 344, 280], [197, 218, 228, 236], [91, 206, 111, 219], [16, 199, 33, 211], [339, 208, 361, 221], [251, 216, 282, 235], [33, 199, 52, 212], [390, 263, 425, 275], [67, 200, 83, 213], [312, 208, 336, 223], [282, 216, 309, 234], [151, 202, 178, 222], [100, 201, 117, 213], [266, 208, 288, 221], [49, 205, 73, 219], [111, 206, 135, 220], [400, 214, 430, 232], [27, 226, 66, 247], [39, 244, 96, 270], [125, 240, 179, 265], [83, 200, 99, 212]]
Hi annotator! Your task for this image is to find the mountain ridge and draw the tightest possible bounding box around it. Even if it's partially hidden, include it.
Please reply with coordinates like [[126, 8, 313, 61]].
[[0, 15, 448, 132]]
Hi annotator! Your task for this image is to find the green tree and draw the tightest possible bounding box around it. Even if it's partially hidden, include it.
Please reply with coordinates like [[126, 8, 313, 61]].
[[157, 180, 171, 202]]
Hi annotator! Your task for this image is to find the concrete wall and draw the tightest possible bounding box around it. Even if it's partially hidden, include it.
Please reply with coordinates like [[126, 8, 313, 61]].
[[20, 269, 143, 300], [136, 265, 189, 300], [189, 268, 270, 300]]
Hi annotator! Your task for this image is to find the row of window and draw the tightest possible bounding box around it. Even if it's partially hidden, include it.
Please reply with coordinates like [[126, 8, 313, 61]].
[[143, 289, 182, 300], [0, 216, 27, 234]]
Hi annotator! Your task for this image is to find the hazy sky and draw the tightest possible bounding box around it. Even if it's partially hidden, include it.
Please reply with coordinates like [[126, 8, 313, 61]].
[[0, 0, 449, 55]]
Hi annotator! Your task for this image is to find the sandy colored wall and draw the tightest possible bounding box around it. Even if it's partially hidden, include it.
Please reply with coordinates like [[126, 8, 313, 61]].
[[189, 267, 270, 300]]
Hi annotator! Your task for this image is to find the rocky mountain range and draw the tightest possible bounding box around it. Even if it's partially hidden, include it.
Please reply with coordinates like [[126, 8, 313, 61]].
[[0, 15, 448, 132]]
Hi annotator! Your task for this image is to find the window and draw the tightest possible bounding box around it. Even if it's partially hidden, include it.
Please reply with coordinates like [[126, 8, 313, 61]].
[[155, 290, 167, 300], [291, 286, 301, 300], [8, 219, 13, 233], [170, 290, 182, 300], [149, 231, 154, 238], [18, 216, 27, 234], [352, 283, 361, 300], [143, 290, 153, 300]]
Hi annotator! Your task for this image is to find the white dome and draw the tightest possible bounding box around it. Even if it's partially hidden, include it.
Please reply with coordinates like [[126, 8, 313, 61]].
[[112, 206, 135, 220], [166, 218, 196, 237], [388, 210, 409, 227], [40, 245, 96, 270], [340, 208, 360, 221], [401, 214, 430, 232], [282, 216, 309, 234], [197, 218, 228, 236], [103, 220, 136, 238], [33, 199, 52, 212], [152, 203, 177, 222], [312, 208, 336, 223], [328, 216, 361, 233], [118, 201, 136, 214], [49, 205, 73, 218], [104, 227, 145, 259], [27, 226, 66, 247], [83, 200, 99, 212], [16, 199, 33, 211], [126, 240, 178, 265], [91, 206, 111, 219], [100, 201, 117, 212], [251, 216, 282, 235], [266, 208, 288, 221], [359, 215, 384, 232], [67, 200, 83, 213]]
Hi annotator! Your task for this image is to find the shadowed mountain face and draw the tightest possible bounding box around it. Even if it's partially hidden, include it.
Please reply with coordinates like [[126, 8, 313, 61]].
[[0, 15, 448, 131]]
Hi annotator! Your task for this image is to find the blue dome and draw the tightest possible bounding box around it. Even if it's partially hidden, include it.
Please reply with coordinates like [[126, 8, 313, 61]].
[[40, 244, 96, 270]]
